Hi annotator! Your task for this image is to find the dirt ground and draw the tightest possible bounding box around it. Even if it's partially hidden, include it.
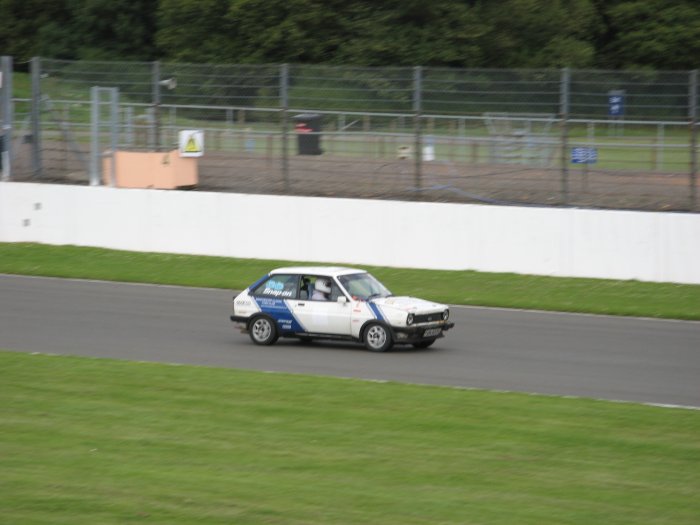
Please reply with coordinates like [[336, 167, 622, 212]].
[[11, 143, 699, 212], [196, 151, 697, 212]]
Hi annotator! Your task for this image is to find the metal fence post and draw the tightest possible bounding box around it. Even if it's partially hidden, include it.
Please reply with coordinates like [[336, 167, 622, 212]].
[[90, 86, 102, 186], [413, 66, 423, 192], [152, 60, 161, 151], [280, 63, 289, 192], [90, 86, 120, 186], [1, 56, 13, 181], [90, 87, 100, 185], [109, 88, 119, 186], [689, 69, 698, 211], [30, 57, 42, 178], [559, 67, 570, 205]]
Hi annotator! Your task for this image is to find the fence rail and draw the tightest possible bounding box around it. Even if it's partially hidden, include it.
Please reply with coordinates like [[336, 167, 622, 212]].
[[0, 57, 698, 211]]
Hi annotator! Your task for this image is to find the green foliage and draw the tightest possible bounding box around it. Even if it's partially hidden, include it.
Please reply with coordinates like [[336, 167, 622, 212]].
[[68, 0, 159, 61], [0, 0, 71, 62], [156, 0, 233, 62], [331, 1, 485, 67], [2, 0, 698, 69], [600, 0, 700, 69], [476, 0, 602, 68], [224, 0, 351, 64], [0, 0, 158, 62]]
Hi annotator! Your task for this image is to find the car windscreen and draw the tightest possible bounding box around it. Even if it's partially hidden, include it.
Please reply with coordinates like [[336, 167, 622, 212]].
[[337, 272, 392, 300]]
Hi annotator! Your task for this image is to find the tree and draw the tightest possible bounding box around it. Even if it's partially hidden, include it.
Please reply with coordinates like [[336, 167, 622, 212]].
[[3, 0, 700, 70], [156, 0, 234, 63], [334, 0, 486, 67], [0, 0, 71, 62], [223, 0, 354, 64], [156, 0, 485, 67], [69, 0, 159, 61], [598, 0, 700, 69], [476, 0, 602, 68], [0, 0, 158, 62]]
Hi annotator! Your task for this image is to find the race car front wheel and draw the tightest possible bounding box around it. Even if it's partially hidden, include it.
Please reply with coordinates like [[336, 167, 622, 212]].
[[249, 315, 279, 346], [363, 322, 393, 352]]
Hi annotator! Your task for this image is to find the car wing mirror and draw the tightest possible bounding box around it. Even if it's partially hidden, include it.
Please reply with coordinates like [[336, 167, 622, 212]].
[[337, 296, 348, 303]]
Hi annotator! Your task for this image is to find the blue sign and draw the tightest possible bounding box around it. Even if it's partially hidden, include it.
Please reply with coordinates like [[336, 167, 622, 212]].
[[571, 147, 597, 164], [608, 90, 625, 117]]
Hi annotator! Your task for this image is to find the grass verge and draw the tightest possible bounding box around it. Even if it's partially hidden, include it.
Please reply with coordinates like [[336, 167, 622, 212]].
[[1, 242, 699, 320], [2, 351, 699, 525]]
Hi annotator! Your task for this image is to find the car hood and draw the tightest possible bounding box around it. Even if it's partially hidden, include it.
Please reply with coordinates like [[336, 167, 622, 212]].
[[370, 296, 445, 313]]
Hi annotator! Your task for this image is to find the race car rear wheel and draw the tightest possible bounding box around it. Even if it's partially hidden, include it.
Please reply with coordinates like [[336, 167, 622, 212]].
[[363, 322, 393, 352], [249, 315, 279, 346]]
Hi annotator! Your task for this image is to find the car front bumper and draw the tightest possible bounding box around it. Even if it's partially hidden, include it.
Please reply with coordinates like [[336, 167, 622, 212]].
[[391, 322, 455, 344]]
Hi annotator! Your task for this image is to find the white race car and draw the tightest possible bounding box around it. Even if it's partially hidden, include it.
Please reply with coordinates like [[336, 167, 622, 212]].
[[230, 266, 454, 352]]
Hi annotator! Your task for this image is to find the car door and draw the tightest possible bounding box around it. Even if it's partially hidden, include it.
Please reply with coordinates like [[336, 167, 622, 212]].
[[249, 273, 304, 334], [289, 276, 352, 336]]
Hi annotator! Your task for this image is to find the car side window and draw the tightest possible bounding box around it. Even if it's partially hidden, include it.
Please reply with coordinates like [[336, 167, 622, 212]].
[[303, 275, 346, 301], [251, 274, 299, 299]]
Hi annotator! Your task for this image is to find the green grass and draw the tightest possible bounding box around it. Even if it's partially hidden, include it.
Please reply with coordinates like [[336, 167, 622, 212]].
[[2, 243, 700, 320], [11, 71, 31, 99], [2, 350, 699, 525]]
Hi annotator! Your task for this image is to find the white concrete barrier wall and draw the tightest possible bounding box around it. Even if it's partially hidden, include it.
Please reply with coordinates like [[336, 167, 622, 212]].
[[1, 181, 699, 284]]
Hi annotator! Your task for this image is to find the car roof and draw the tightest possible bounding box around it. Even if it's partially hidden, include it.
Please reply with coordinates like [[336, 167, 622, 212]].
[[270, 266, 366, 278]]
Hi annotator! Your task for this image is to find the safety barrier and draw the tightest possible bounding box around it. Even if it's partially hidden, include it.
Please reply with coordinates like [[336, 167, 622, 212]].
[[1, 182, 699, 284]]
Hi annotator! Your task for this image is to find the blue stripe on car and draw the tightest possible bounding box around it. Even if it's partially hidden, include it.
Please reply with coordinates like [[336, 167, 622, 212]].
[[368, 302, 385, 321], [252, 297, 305, 333]]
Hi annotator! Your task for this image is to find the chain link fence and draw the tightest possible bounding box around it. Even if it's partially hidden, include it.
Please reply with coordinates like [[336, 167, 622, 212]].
[[1, 57, 698, 211]]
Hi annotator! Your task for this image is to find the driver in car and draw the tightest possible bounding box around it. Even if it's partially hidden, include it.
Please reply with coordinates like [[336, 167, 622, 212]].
[[312, 278, 332, 300]]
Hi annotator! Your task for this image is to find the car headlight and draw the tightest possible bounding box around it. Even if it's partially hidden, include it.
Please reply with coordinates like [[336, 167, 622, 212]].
[[406, 313, 415, 326], [442, 309, 449, 321]]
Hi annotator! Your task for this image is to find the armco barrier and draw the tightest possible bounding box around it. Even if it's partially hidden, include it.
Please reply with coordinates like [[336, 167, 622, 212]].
[[1, 182, 699, 284]]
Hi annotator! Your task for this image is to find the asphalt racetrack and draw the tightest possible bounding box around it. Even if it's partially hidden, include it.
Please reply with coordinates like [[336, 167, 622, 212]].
[[2, 274, 699, 408]]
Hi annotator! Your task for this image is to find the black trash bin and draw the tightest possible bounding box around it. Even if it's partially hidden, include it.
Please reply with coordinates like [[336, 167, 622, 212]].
[[292, 113, 323, 155]]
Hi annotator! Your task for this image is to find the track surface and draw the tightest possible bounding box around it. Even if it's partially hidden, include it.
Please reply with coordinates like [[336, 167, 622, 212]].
[[1, 274, 699, 407]]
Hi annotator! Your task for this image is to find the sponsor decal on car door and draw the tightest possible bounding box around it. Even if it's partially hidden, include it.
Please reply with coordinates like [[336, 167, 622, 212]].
[[252, 297, 305, 333]]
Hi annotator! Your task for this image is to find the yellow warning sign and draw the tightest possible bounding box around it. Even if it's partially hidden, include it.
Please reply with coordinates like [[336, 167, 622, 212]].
[[184, 136, 199, 153], [178, 130, 204, 157]]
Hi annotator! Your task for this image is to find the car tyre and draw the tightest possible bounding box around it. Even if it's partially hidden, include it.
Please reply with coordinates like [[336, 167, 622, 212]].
[[412, 338, 436, 349], [363, 322, 393, 352], [249, 315, 279, 346]]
